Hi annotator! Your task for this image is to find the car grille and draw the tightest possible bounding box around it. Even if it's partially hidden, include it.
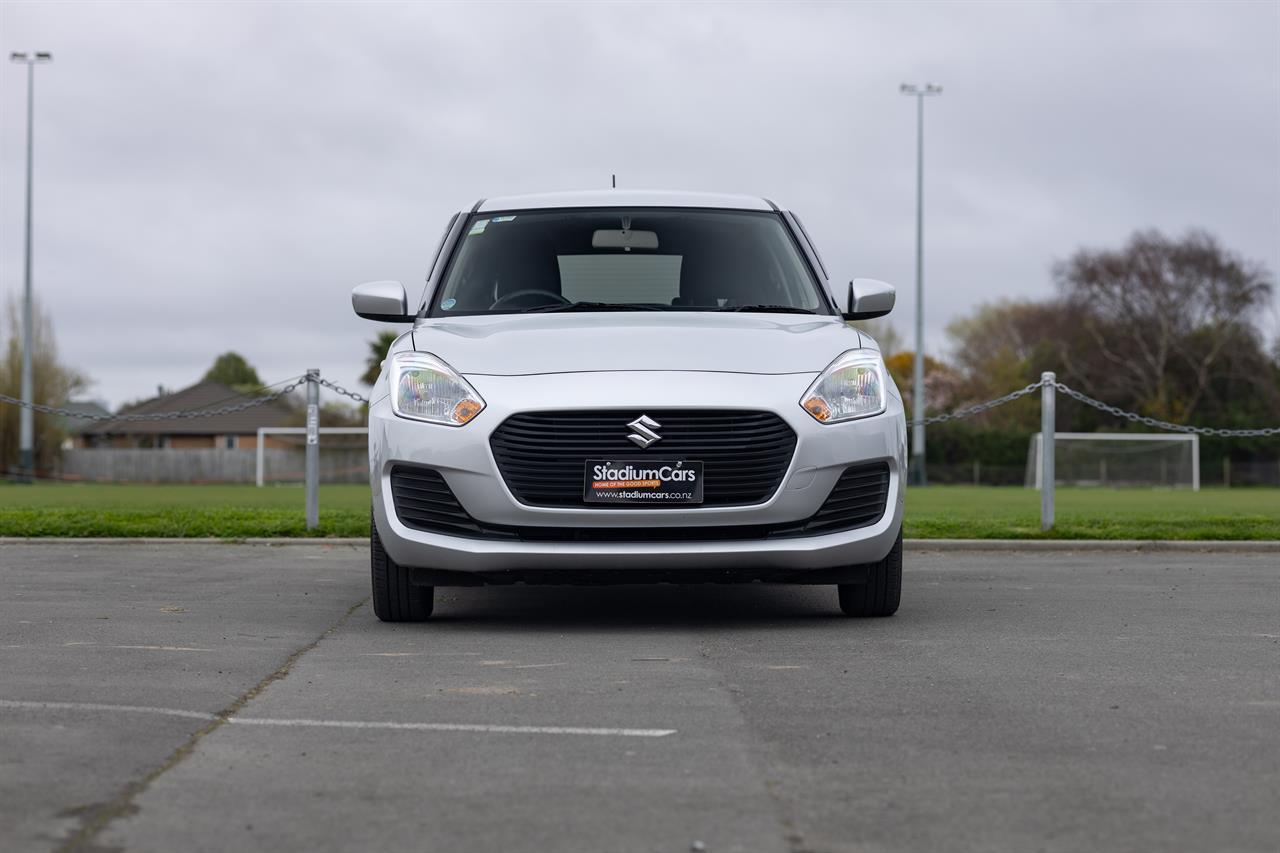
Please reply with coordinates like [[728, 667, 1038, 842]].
[[388, 462, 889, 542], [488, 410, 797, 508]]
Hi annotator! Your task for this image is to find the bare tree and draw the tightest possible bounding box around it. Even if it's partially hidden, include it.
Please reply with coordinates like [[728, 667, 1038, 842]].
[[1054, 229, 1273, 420], [0, 297, 89, 472]]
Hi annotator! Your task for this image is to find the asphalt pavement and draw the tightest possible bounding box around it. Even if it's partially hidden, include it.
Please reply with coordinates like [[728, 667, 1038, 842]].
[[1, 543, 1276, 853]]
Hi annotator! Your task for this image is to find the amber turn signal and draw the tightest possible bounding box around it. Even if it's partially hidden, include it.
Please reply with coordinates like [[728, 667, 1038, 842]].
[[802, 397, 831, 422], [454, 399, 483, 424]]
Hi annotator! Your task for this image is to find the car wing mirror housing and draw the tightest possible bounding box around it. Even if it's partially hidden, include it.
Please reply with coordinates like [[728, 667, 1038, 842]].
[[842, 279, 895, 321], [352, 280, 413, 322]]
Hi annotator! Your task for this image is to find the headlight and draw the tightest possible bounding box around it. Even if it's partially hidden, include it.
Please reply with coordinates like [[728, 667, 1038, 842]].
[[390, 352, 485, 426], [800, 350, 886, 423]]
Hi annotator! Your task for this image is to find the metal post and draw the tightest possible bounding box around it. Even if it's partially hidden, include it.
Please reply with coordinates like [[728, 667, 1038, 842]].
[[900, 83, 941, 486], [1041, 372, 1056, 531], [11, 53, 52, 481], [305, 369, 319, 529], [1191, 435, 1200, 492], [256, 427, 266, 488]]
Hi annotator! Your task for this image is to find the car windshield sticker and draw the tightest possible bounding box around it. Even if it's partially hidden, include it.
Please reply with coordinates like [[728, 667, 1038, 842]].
[[441, 298, 457, 310], [492, 216, 517, 223], [468, 219, 489, 236]]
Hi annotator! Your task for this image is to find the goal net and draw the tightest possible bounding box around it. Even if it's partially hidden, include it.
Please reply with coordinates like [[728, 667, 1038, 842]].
[[255, 427, 368, 486], [1025, 433, 1199, 490]]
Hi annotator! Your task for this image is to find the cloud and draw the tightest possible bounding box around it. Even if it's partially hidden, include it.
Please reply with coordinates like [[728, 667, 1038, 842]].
[[2, 0, 1276, 406]]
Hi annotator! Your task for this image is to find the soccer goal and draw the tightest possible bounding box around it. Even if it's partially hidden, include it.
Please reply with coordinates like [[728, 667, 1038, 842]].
[[1025, 433, 1199, 491], [255, 427, 369, 486]]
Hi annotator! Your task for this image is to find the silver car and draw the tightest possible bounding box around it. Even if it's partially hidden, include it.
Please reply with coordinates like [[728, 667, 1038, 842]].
[[352, 190, 906, 621]]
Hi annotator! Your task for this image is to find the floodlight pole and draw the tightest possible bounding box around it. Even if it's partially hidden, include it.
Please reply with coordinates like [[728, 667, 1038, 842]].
[[901, 83, 941, 486], [10, 51, 52, 483]]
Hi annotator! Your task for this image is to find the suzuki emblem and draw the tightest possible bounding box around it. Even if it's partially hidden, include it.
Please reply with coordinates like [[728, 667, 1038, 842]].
[[626, 415, 662, 448]]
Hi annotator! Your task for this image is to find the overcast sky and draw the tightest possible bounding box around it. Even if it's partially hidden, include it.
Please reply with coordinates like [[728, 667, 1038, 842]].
[[3, 0, 1278, 408]]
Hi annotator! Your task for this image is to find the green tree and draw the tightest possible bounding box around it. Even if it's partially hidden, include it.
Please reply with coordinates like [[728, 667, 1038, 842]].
[[1, 297, 89, 473], [362, 331, 399, 386], [202, 352, 263, 394]]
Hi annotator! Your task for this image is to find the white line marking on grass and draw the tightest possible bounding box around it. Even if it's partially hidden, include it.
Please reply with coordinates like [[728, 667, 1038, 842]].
[[0, 699, 675, 738]]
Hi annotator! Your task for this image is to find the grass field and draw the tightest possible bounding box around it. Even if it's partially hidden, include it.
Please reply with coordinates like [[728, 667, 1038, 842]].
[[1, 482, 1278, 539]]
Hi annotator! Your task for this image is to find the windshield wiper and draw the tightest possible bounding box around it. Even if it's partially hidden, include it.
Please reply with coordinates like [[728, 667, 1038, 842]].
[[525, 301, 663, 313], [718, 305, 817, 314]]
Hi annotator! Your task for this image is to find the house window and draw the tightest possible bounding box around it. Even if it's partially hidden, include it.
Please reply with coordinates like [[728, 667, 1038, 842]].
[[159, 436, 170, 449], [224, 435, 238, 450]]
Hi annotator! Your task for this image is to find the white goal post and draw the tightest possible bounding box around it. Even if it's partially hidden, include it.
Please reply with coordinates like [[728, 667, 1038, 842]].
[[256, 427, 368, 487], [1027, 432, 1199, 491]]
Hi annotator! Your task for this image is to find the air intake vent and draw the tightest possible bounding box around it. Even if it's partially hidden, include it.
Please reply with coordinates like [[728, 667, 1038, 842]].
[[389, 467, 517, 539], [771, 462, 890, 536]]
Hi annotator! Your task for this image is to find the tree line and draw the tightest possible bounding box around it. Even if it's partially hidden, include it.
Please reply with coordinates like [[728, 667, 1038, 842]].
[[873, 229, 1279, 481]]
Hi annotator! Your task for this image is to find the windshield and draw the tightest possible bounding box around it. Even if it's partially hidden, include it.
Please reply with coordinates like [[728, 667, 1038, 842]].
[[429, 208, 829, 316]]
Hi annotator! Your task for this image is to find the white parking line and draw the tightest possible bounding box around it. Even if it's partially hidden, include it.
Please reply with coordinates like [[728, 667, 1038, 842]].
[[229, 718, 675, 736], [0, 700, 216, 721], [0, 699, 676, 738]]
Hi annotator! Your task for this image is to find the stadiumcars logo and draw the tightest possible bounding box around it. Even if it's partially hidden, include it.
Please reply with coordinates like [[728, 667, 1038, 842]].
[[584, 459, 704, 504]]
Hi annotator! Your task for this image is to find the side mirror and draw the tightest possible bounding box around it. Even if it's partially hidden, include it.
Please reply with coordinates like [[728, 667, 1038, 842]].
[[352, 280, 413, 322], [842, 279, 895, 321]]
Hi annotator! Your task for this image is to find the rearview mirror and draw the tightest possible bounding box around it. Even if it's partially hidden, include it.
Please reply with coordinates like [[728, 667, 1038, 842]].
[[843, 279, 895, 321], [592, 229, 659, 250], [352, 280, 413, 322]]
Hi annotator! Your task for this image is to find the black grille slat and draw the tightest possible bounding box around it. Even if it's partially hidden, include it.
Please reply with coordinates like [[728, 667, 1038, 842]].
[[389, 462, 890, 543], [489, 410, 797, 508], [390, 468, 519, 539], [783, 462, 891, 534]]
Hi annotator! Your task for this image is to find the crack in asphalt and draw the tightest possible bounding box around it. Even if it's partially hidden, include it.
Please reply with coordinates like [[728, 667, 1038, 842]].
[[55, 596, 370, 853]]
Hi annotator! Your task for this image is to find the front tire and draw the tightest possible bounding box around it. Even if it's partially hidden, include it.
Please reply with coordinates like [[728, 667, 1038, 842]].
[[371, 511, 434, 622], [838, 529, 902, 617]]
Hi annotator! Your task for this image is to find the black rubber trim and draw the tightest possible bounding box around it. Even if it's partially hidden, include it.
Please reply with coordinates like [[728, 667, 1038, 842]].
[[389, 462, 890, 543]]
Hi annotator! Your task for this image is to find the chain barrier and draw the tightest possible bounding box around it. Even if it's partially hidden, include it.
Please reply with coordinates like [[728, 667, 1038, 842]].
[[909, 379, 1046, 428], [909, 377, 1280, 437], [0, 377, 306, 423], [2, 371, 1275, 435], [1052, 382, 1280, 438], [316, 377, 370, 405]]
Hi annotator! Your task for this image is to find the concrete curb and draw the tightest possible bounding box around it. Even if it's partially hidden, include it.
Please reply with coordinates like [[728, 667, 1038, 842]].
[[0, 537, 369, 546], [904, 538, 1280, 553], [1, 537, 1278, 552]]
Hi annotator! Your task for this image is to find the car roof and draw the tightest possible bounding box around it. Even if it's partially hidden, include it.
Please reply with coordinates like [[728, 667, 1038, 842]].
[[474, 189, 776, 214]]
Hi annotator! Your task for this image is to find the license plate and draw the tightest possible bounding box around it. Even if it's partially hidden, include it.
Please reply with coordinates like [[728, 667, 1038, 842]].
[[584, 459, 704, 505]]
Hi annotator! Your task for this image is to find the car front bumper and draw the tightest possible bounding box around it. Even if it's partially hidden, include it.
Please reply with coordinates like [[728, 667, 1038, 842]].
[[370, 370, 906, 578]]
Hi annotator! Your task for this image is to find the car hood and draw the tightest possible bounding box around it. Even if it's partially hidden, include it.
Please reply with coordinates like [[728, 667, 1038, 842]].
[[412, 313, 864, 376]]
